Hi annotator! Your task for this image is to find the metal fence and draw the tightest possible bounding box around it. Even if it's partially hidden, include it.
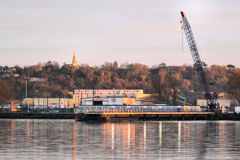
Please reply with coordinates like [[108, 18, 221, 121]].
[[78, 105, 204, 114]]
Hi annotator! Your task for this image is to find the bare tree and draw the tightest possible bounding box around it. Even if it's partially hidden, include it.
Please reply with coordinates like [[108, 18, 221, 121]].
[[152, 70, 181, 105], [0, 80, 15, 110], [225, 70, 240, 104], [152, 71, 170, 104]]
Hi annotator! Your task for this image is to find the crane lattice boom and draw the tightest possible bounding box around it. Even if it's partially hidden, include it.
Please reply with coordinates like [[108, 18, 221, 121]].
[[180, 11, 217, 109]]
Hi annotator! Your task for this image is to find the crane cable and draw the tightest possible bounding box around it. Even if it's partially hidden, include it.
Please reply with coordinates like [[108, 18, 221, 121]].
[[180, 20, 184, 52]]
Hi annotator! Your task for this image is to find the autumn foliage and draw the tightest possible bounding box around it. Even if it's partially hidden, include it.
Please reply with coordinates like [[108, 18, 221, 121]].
[[225, 69, 240, 103], [0, 61, 238, 105]]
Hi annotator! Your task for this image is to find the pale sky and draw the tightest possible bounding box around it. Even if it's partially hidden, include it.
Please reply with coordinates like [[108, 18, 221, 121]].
[[0, 0, 240, 67]]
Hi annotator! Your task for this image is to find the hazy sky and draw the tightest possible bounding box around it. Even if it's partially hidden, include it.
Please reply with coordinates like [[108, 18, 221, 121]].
[[0, 0, 240, 67]]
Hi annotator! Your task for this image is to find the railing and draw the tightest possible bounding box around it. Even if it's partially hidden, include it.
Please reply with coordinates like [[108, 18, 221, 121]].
[[78, 105, 207, 114]]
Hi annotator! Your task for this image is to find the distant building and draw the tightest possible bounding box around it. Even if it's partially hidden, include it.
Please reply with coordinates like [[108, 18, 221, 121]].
[[80, 96, 151, 106], [81, 96, 123, 105], [72, 52, 79, 69], [197, 99, 231, 107], [73, 89, 152, 106], [73, 89, 147, 99], [22, 98, 75, 108]]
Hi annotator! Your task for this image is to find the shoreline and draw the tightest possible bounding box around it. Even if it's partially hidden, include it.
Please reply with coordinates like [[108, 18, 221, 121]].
[[0, 112, 77, 119]]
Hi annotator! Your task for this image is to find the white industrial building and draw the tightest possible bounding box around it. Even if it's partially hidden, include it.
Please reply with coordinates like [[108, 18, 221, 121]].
[[81, 97, 123, 105], [197, 99, 230, 107], [73, 89, 151, 106], [73, 89, 145, 99]]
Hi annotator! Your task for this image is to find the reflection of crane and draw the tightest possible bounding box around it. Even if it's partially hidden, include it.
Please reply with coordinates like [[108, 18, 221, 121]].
[[180, 11, 218, 111]]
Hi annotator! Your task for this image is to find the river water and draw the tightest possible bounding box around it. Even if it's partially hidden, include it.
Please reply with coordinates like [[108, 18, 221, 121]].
[[0, 120, 240, 160]]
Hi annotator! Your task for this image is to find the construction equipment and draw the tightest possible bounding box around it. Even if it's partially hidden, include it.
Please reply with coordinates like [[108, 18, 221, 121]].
[[180, 11, 218, 111]]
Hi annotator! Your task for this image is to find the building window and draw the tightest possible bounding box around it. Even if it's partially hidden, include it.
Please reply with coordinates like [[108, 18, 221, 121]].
[[112, 98, 116, 102]]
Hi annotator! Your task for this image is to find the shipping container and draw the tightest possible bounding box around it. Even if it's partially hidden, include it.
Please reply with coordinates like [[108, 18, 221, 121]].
[[235, 106, 240, 114]]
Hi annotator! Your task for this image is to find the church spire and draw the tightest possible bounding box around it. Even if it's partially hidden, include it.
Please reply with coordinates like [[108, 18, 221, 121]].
[[72, 52, 79, 69]]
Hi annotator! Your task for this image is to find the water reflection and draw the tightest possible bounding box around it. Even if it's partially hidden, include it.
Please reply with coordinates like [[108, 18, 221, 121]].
[[128, 123, 130, 149], [72, 121, 77, 160], [178, 121, 181, 149], [0, 120, 240, 159], [11, 120, 16, 144], [111, 123, 114, 151], [159, 121, 162, 148], [143, 121, 146, 156]]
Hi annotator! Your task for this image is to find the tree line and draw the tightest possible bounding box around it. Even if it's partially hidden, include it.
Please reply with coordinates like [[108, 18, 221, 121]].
[[0, 61, 239, 106]]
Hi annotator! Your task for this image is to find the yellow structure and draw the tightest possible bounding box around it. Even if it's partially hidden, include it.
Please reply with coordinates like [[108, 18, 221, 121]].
[[72, 52, 79, 69], [11, 101, 20, 112], [184, 105, 201, 112], [136, 93, 151, 99], [123, 97, 136, 105]]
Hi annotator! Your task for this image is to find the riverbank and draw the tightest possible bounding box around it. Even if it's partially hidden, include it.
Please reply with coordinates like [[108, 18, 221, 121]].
[[0, 112, 77, 119]]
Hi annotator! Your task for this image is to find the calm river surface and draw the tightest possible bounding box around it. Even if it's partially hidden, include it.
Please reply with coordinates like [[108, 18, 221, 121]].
[[0, 120, 240, 160]]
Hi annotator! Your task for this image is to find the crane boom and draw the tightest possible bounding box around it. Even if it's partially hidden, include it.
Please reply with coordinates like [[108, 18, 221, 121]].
[[180, 11, 217, 110]]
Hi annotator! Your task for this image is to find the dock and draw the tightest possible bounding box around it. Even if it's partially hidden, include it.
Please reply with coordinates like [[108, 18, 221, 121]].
[[0, 112, 77, 119], [77, 108, 215, 121], [0, 108, 239, 121]]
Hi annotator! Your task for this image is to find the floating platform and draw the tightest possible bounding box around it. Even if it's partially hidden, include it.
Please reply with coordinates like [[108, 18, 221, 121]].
[[0, 111, 239, 121], [78, 111, 214, 121], [77, 105, 240, 121]]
